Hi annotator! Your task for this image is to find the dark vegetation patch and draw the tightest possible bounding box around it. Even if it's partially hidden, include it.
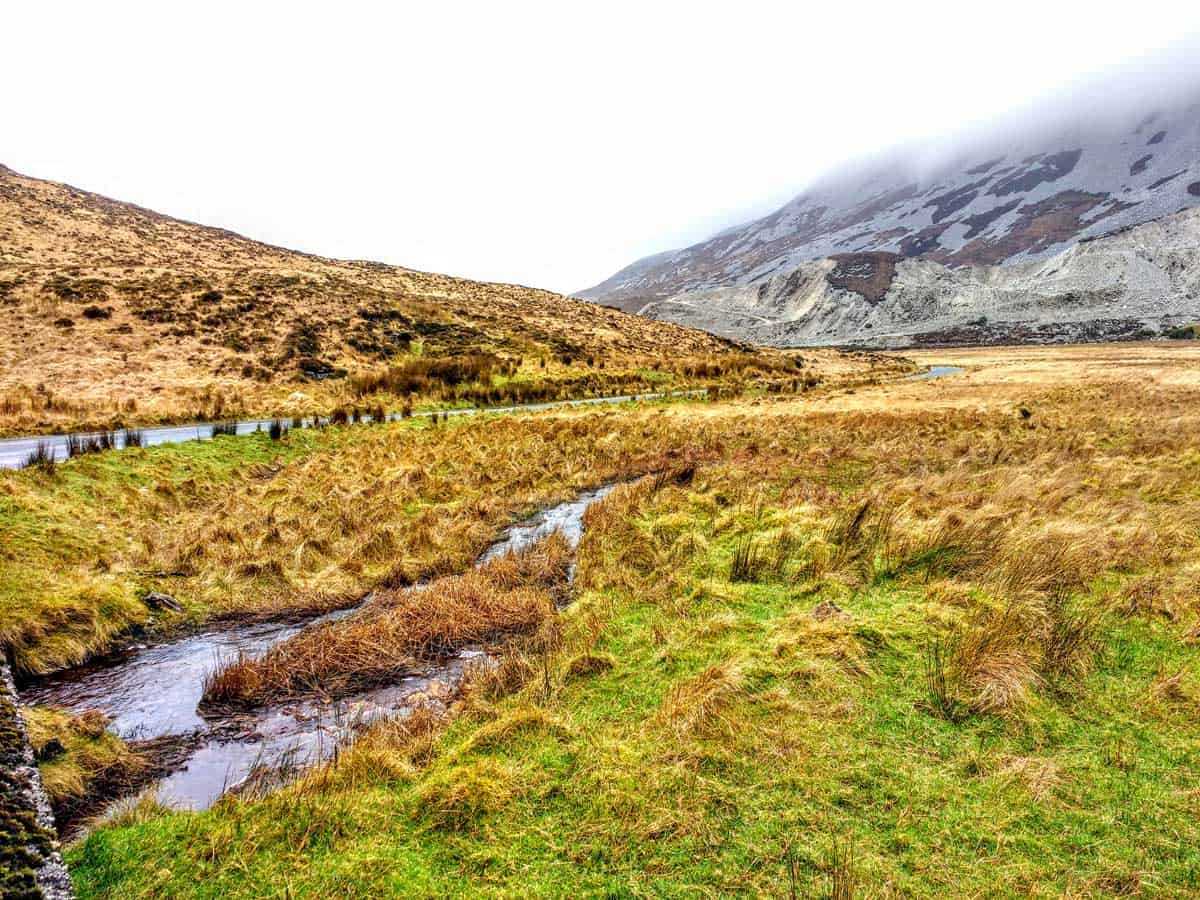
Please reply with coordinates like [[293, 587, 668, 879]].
[[1164, 323, 1200, 340], [924, 178, 991, 223], [42, 275, 109, 301], [905, 316, 1161, 346], [966, 156, 1005, 175], [297, 357, 347, 381], [989, 149, 1082, 197], [1129, 155, 1153, 176], [899, 223, 952, 257], [960, 200, 1021, 239], [945, 190, 1114, 266], [285, 323, 321, 357], [1147, 170, 1187, 191], [81, 304, 111, 320], [0, 278, 22, 305], [826, 253, 899, 303]]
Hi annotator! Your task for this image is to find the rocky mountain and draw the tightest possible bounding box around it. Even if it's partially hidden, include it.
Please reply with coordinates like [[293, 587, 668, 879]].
[[639, 207, 1200, 347], [581, 77, 1200, 346]]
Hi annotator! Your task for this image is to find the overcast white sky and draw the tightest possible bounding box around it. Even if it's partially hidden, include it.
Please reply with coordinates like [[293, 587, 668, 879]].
[[5, 2, 1200, 293]]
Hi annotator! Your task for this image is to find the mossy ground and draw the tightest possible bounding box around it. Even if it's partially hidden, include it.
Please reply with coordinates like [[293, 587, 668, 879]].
[[51, 346, 1200, 897], [22, 706, 147, 831]]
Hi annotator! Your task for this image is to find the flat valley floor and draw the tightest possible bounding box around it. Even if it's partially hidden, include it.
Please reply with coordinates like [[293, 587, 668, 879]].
[[9, 342, 1200, 897]]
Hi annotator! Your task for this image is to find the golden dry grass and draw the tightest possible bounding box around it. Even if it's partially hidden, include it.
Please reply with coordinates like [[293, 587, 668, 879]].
[[201, 534, 571, 706], [0, 164, 863, 435]]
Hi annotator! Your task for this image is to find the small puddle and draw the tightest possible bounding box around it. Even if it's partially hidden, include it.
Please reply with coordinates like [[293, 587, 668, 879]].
[[905, 365, 964, 381], [22, 484, 616, 813]]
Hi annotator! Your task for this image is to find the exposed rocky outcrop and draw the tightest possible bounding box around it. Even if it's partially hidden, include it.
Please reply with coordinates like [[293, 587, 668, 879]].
[[1, 662, 73, 899], [636, 206, 1200, 348]]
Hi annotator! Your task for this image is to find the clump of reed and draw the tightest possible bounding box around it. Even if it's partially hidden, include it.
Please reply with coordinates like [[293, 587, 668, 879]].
[[202, 533, 571, 708], [24, 440, 57, 472], [658, 659, 746, 738]]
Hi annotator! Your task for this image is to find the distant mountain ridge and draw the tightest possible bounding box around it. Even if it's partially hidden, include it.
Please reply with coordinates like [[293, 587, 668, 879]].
[[580, 75, 1200, 345]]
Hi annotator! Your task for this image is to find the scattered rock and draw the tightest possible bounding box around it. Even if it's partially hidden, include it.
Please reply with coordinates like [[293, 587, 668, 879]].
[[811, 600, 851, 621], [143, 592, 182, 613]]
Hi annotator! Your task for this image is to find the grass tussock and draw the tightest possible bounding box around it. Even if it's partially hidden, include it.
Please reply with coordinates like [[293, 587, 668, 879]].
[[202, 534, 571, 707], [23, 706, 148, 828], [414, 759, 521, 832], [658, 660, 746, 738]]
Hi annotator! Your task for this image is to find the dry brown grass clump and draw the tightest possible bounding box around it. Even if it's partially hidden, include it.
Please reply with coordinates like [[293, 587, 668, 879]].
[[202, 535, 570, 707], [658, 659, 746, 738]]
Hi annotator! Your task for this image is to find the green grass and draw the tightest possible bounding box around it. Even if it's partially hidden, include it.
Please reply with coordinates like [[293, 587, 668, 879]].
[[65, 467, 1200, 897], [0, 429, 333, 672]]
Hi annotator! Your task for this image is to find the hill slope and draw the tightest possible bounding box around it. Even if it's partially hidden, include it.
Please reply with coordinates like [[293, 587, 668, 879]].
[[640, 206, 1200, 347], [581, 78, 1200, 345], [0, 165, 770, 434]]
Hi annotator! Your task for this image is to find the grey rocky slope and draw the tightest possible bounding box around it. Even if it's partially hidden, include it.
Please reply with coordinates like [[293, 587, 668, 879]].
[[580, 69, 1200, 345], [638, 206, 1200, 347]]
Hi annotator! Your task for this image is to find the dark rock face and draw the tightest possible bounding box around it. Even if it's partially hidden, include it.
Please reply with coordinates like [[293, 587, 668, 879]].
[[826, 253, 899, 303], [925, 178, 991, 223], [960, 200, 1021, 240], [1188, 181, 1200, 198], [1148, 170, 1188, 190]]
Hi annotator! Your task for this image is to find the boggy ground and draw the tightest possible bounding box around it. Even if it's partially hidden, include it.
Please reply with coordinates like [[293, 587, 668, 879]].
[[0, 352, 900, 678], [19, 342, 1200, 896]]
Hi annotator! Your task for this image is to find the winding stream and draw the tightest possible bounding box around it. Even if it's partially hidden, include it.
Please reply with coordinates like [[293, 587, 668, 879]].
[[0, 392, 703, 470], [21, 485, 615, 812]]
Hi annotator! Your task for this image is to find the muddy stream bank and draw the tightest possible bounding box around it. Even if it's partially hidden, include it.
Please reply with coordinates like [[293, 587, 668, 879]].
[[21, 485, 615, 820]]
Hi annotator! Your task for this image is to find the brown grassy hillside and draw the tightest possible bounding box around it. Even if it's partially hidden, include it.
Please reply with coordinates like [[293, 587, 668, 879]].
[[0, 164, 798, 434]]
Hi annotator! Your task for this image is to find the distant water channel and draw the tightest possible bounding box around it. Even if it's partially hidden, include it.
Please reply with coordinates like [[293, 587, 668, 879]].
[[905, 365, 965, 381], [0, 391, 704, 470]]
